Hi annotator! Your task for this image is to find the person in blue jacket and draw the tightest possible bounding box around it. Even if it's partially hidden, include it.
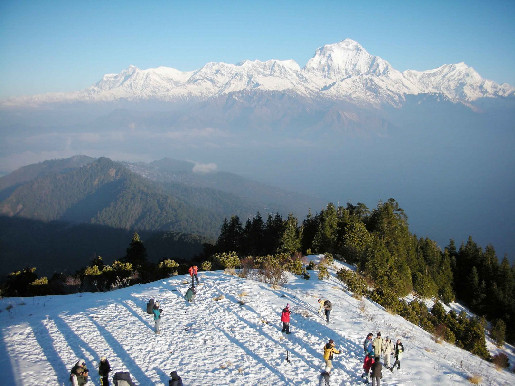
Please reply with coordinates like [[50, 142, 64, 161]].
[[153, 301, 162, 334]]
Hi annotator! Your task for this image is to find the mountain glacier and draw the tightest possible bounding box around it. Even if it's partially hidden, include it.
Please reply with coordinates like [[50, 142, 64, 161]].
[[4, 39, 513, 107]]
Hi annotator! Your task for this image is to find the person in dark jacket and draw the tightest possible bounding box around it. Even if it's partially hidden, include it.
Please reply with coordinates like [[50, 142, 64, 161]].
[[370, 359, 382, 386], [281, 304, 291, 334], [391, 339, 404, 371], [169, 371, 183, 386], [318, 298, 332, 323], [98, 356, 111, 386]]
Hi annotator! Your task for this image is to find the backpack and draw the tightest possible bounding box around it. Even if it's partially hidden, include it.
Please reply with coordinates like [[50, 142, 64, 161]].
[[113, 371, 135, 386], [324, 300, 332, 310], [146, 298, 155, 314]]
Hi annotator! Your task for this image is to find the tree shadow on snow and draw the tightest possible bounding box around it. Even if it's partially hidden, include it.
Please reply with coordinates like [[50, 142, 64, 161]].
[[53, 315, 99, 381], [118, 300, 153, 332], [0, 328, 22, 385], [89, 317, 154, 385]]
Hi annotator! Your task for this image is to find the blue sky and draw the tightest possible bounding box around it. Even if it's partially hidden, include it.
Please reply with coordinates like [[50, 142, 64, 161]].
[[0, 0, 514, 98]]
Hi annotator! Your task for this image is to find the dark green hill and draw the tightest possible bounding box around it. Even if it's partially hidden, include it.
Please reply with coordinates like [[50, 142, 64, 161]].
[[0, 157, 222, 237], [0, 216, 208, 277]]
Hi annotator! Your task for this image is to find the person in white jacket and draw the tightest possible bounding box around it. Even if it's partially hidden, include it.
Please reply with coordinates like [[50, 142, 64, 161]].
[[383, 337, 394, 369]]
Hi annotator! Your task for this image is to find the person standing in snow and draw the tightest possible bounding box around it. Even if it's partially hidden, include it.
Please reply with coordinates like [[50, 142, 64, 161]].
[[391, 339, 404, 371], [153, 301, 162, 334], [281, 304, 291, 334], [318, 298, 332, 324], [372, 332, 383, 360], [70, 359, 89, 386], [362, 333, 375, 380], [383, 337, 394, 369], [188, 265, 199, 287], [185, 286, 196, 302], [370, 359, 382, 386], [169, 370, 183, 386], [98, 356, 111, 386], [323, 339, 341, 373]]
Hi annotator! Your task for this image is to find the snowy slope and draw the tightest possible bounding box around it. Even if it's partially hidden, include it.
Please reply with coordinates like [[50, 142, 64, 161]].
[[1, 257, 514, 385], [4, 39, 513, 107]]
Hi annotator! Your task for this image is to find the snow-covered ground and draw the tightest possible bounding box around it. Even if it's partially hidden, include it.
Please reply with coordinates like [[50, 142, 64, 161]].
[[1, 257, 514, 385]]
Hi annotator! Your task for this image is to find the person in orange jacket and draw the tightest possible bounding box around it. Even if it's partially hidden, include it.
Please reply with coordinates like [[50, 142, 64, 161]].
[[188, 265, 199, 287]]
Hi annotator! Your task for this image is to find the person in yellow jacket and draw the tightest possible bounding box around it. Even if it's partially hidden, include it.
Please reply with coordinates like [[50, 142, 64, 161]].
[[323, 339, 341, 373]]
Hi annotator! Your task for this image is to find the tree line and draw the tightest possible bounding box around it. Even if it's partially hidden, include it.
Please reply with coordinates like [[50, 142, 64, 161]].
[[2, 198, 513, 360], [211, 199, 515, 346]]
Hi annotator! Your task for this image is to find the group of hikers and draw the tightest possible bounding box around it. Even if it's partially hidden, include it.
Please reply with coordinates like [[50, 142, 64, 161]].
[[281, 297, 404, 385], [68, 266, 200, 385], [321, 331, 404, 385], [361, 331, 404, 384], [70, 356, 183, 386]]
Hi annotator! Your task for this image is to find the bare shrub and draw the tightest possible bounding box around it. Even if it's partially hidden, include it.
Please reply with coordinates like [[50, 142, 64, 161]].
[[492, 353, 509, 370], [467, 374, 482, 384]]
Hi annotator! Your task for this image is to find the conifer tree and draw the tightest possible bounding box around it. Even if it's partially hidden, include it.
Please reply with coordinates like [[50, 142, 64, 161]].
[[278, 213, 301, 254]]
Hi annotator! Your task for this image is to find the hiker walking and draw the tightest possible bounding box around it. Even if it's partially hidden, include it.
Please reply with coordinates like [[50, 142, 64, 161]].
[[383, 337, 394, 369], [361, 333, 375, 382], [370, 359, 382, 386], [169, 370, 184, 386], [372, 332, 383, 360], [98, 356, 111, 386], [188, 265, 199, 287], [70, 359, 89, 386], [153, 301, 162, 334], [318, 298, 332, 323], [391, 339, 404, 371], [281, 304, 291, 334], [323, 339, 341, 373]]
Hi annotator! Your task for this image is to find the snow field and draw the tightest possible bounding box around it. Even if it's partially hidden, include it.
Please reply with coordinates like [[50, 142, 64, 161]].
[[1, 259, 514, 385]]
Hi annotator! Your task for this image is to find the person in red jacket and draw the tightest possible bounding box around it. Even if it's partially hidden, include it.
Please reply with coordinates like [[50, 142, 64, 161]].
[[281, 304, 291, 334], [188, 265, 199, 287]]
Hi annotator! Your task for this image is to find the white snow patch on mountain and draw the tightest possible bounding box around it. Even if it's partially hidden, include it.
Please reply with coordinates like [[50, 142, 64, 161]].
[[3, 39, 513, 107]]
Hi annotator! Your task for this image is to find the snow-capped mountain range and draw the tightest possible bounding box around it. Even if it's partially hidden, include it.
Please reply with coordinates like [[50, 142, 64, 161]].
[[5, 39, 514, 107]]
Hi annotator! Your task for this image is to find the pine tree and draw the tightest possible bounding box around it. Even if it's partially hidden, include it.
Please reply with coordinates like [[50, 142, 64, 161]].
[[125, 232, 148, 270], [278, 213, 301, 254]]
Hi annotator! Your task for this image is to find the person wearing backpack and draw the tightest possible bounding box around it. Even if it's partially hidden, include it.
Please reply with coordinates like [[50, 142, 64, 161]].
[[98, 356, 111, 386], [70, 359, 89, 386], [169, 370, 184, 386], [153, 301, 162, 334], [318, 298, 332, 323]]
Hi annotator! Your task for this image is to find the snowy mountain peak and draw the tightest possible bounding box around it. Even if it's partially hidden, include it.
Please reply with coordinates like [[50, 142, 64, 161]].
[[3, 39, 513, 107], [304, 39, 394, 78]]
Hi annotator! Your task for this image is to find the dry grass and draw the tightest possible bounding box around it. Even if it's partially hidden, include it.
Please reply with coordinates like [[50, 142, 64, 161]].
[[224, 268, 236, 275], [213, 294, 225, 301], [467, 374, 482, 384], [239, 291, 248, 297]]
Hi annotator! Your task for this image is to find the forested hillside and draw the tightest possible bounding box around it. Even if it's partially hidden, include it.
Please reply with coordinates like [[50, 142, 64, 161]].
[[212, 199, 515, 344]]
